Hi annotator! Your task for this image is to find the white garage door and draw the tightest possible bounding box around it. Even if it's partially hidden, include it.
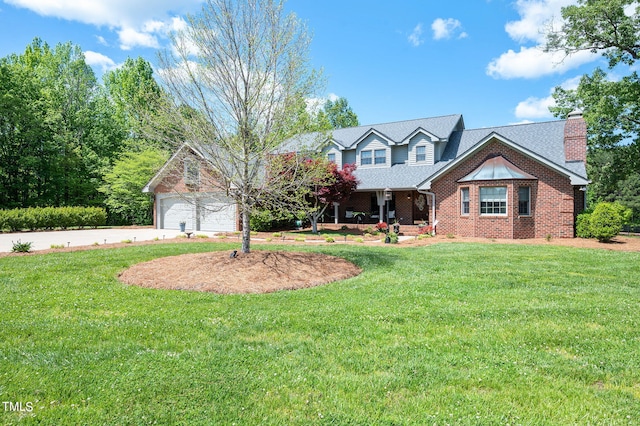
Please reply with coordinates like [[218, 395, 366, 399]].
[[198, 199, 236, 232], [158, 195, 237, 232]]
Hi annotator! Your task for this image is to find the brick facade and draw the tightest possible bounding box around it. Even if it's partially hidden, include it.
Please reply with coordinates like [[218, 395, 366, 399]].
[[564, 112, 588, 162], [431, 139, 579, 239]]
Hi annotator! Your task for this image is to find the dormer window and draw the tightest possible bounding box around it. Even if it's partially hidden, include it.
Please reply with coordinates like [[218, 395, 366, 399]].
[[374, 149, 386, 165], [416, 146, 426, 162], [327, 153, 336, 163], [361, 150, 372, 165]]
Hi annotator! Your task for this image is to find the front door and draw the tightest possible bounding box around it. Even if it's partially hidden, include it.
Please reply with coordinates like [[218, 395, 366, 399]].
[[412, 192, 429, 224]]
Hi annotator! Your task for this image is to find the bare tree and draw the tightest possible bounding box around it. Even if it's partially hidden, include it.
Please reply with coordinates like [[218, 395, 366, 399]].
[[151, 0, 323, 253]]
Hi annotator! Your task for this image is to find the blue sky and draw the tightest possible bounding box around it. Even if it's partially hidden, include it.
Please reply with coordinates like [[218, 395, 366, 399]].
[[0, 0, 608, 129]]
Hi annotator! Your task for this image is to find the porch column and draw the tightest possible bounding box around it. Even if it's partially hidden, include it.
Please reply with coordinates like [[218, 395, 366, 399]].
[[333, 202, 339, 224], [375, 191, 385, 223]]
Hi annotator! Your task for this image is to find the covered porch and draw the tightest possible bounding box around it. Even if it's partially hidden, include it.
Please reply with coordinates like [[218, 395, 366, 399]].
[[323, 189, 434, 226]]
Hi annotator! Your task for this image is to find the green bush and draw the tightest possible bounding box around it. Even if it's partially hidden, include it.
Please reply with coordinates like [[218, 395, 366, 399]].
[[249, 209, 295, 232], [590, 202, 625, 242], [575, 212, 593, 238], [11, 239, 32, 253], [0, 207, 107, 232], [577, 202, 631, 242]]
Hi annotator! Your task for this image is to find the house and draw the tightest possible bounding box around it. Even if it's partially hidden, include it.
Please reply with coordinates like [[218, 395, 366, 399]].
[[143, 143, 239, 232], [144, 111, 588, 238]]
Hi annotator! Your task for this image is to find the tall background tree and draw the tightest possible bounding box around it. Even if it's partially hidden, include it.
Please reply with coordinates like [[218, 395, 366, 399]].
[[0, 38, 167, 226], [0, 39, 124, 208], [318, 97, 359, 129], [546, 0, 640, 220], [151, 0, 323, 253]]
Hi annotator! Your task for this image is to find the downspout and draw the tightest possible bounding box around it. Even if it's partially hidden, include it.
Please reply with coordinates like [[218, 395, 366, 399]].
[[416, 187, 437, 236]]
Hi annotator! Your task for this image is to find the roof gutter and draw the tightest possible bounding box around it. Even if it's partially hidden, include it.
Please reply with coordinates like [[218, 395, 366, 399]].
[[415, 187, 437, 236]]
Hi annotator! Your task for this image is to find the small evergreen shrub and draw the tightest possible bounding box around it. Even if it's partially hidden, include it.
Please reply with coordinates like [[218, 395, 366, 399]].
[[577, 202, 631, 242], [576, 212, 593, 238], [590, 202, 624, 242], [11, 240, 32, 253], [0, 207, 107, 232]]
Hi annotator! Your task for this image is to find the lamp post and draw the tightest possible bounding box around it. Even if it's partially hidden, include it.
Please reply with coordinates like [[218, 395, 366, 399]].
[[384, 187, 392, 224]]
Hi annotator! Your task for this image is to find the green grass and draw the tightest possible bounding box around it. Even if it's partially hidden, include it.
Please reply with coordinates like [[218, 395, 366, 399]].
[[1, 242, 639, 424]]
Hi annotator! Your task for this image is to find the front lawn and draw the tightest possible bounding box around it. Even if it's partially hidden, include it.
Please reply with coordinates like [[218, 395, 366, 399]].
[[1, 242, 639, 424]]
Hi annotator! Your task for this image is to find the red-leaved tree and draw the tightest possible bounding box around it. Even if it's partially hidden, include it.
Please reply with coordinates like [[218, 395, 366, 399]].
[[267, 155, 358, 233], [306, 161, 358, 233]]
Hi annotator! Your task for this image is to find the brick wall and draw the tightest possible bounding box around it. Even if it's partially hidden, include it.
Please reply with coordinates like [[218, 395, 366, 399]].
[[431, 140, 577, 239], [564, 111, 587, 162]]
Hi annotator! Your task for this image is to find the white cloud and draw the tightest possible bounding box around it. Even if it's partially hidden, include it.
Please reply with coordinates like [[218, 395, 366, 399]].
[[83, 50, 117, 72], [487, 43, 598, 79], [505, 0, 573, 44], [515, 95, 555, 119], [4, 0, 203, 50], [306, 93, 339, 115], [514, 75, 584, 119], [489, 0, 601, 79], [118, 28, 160, 50], [408, 23, 424, 47], [431, 18, 463, 40]]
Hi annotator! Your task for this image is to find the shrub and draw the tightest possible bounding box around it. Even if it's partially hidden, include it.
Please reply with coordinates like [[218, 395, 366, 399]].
[[11, 240, 32, 253], [388, 231, 399, 244], [249, 209, 295, 232], [418, 225, 433, 235], [576, 212, 593, 238], [0, 206, 106, 232], [590, 202, 625, 242], [375, 222, 388, 232], [324, 236, 335, 243]]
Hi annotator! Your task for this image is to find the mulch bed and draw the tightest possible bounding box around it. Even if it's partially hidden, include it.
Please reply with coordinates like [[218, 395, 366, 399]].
[[118, 250, 362, 294]]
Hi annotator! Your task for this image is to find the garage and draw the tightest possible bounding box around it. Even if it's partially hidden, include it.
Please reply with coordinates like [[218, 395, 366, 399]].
[[157, 194, 237, 232]]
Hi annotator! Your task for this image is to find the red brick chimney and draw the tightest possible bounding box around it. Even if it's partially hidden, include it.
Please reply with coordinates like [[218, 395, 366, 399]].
[[564, 109, 587, 163]]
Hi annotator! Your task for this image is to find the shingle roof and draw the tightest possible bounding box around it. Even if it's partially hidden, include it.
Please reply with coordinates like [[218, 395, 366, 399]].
[[284, 115, 588, 190], [330, 114, 463, 148], [428, 120, 588, 183]]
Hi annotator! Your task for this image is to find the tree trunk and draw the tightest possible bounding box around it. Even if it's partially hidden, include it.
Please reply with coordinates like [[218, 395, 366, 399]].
[[241, 200, 251, 253]]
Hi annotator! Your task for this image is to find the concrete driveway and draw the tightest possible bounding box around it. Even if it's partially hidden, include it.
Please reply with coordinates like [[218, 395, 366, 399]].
[[0, 227, 218, 253]]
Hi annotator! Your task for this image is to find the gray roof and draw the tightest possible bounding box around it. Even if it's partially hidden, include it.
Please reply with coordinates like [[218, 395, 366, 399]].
[[283, 115, 588, 190], [330, 114, 463, 148], [354, 163, 442, 190], [433, 120, 587, 181]]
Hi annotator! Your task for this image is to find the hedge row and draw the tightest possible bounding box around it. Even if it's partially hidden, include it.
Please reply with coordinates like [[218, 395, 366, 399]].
[[0, 207, 107, 232]]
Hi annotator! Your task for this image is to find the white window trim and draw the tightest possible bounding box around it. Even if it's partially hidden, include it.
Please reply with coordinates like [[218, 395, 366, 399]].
[[374, 148, 386, 165], [518, 186, 531, 216], [361, 149, 372, 166], [416, 145, 427, 163], [479, 186, 507, 216], [461, 187, 470, 216]]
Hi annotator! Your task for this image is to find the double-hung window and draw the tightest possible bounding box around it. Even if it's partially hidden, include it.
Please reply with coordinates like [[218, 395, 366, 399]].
[[416, 146, 426, 162], [461, 188, 470, 215], [374, 149, 386, 165], [327, 153, 336, 163], [518, 186, 531, 216], [361, 150, 372, 165], [479, 187, 507, 215]]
